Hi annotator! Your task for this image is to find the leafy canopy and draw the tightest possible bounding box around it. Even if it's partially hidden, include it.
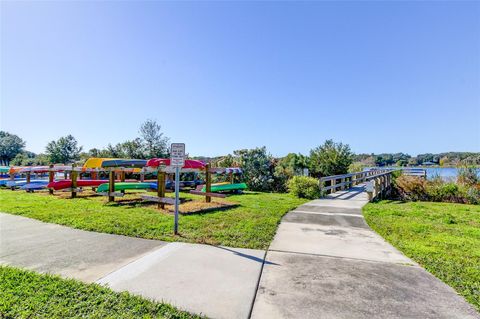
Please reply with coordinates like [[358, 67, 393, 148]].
[[140, 119, 169, 158], [45, 135, 82, 164], [309, 139, 353, 177], [0, 131, 25, 165]]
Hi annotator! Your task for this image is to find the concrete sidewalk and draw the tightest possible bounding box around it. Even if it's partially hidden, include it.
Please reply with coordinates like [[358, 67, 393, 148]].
[[0, 213, 264, 319], [251, 186, 479, 319]]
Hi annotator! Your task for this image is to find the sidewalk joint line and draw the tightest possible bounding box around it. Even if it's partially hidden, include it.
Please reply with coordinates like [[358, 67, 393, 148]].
[[291, 210, 365, 218], [268, 249, 418, 267], [247, 248, 268, 319]]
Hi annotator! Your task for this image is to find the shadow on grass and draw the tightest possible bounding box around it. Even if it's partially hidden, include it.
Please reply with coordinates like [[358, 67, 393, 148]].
[[103, 198, 240, 216], [178, 204, 240, 216]]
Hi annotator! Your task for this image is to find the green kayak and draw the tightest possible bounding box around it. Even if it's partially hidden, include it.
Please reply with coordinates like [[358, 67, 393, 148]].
[[96, 182, 157, 193], [201, 183, 247, 193]]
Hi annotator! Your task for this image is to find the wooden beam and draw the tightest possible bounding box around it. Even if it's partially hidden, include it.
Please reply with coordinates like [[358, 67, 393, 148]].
[[49, 164, 54, 195], [120, 171, 126, 194], [98, 191, 124, 197], [189, 190, 226, 198], [108, 169, 115, 202], [71, 164, 78, 198], [157, 170, 166, 209], [141, 195, 183, 205], [205, 164, 211, 203]]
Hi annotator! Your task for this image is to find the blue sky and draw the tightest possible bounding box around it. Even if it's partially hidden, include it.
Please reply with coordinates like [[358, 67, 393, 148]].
[[1, 1, 479, 157]]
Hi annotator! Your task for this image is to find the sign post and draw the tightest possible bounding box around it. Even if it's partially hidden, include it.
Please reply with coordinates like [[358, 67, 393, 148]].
[[170, 143, 185, 235]]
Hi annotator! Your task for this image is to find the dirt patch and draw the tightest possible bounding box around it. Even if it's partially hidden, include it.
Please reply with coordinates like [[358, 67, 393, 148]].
[[39, 189, 237, 214]]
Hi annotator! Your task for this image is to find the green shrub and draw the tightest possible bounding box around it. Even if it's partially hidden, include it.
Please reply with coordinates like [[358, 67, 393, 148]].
[[427, 182, 461, 203], [287, 176, 321, 199], [457, 165, 480, 186], [459, 185, 480, 205], [394, 175, 428, 201], [393, 174, 480, 204], [348, 162, 366, 173]]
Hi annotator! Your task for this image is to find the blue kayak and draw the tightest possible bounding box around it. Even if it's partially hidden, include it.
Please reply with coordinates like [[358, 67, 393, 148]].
[[6, 179, 47, 188], [20, 181, 49, 191], [0, 178, 25, 186]]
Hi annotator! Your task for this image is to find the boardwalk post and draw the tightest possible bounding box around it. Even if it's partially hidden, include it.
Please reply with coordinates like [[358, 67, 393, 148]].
[[157, 170, 166, 209], [120, 170, 126, 194], [340, 177, 345, 191], [108, 169, 115, 202], [49, 165, 54, 195], [71, 164, 77, 198], [205, 164, 211, 203], [331, 178, 336, 194], [366, 181, 374, 201]]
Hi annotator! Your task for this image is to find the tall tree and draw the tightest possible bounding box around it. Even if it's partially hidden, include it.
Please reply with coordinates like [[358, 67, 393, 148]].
[[0, 131, 25, 165], [309, 139, 353, 177], [120, 138, 145, 159], [233, 147, 276, 191], [45, 135, 82, 164], [139, 119, 169, 158]]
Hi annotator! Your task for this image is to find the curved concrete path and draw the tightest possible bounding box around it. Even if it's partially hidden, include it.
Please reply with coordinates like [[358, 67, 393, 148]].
[[0, 213, 264, 319], [251, 186, 479, 319]]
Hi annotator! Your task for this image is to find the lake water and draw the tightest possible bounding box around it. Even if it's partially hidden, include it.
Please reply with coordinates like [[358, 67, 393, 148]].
[[369, 167, 479, 181]]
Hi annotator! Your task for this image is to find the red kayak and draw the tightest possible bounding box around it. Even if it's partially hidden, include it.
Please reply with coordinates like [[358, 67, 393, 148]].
[[146, 158, 205, 169], [48, 179, 109, 190], [48, 179, 138, 190]]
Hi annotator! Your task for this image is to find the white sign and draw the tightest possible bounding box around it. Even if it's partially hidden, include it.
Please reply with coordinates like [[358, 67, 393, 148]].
[[170, 143, 185, 167]]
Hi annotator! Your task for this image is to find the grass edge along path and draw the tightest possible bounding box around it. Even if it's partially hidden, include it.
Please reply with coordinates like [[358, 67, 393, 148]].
[[0, 190, 308, 249], [0, 266, 203, 319], [363, 200, 480, 312]]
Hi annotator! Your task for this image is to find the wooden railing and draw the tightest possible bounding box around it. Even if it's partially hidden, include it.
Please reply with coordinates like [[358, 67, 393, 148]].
[[319, 169, 395, 201], [402, 168, 427, 178]]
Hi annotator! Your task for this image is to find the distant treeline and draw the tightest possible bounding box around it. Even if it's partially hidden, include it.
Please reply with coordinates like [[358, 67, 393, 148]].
[[354, 152, 480, 167]]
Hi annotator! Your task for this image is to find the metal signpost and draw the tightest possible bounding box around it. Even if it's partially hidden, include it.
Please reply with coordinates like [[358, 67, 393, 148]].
[[171, 143, 185, 234]]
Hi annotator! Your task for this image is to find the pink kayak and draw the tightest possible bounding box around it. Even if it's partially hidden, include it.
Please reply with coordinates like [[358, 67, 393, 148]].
[[146, 158, 205, 169]]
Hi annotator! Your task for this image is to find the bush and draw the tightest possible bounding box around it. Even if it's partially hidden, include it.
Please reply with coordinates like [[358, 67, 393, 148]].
[[394, 175, 428, 201], [426, 182, 461, 203], [393, 174, 480, 204], [459, 185, 480, 205], [348, 162, 366, 173], [309, 139, 353, 177], [287, 176, 321, 199], [457, 165, 479, 186], [233, 147, 276, 192]]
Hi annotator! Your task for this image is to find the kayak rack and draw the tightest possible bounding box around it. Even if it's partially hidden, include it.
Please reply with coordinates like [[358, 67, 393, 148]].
[[189, 190, 226, 198], [97, 191, 125, 198]]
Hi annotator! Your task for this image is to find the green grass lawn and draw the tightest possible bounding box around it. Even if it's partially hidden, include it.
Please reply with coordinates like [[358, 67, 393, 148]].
[[0, 189, 307, 249], [0, 266, 201, 319], [363, 200, 480, 311]]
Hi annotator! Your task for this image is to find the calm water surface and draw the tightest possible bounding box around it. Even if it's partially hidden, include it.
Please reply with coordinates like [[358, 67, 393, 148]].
[[370, 167, 479, 181]]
